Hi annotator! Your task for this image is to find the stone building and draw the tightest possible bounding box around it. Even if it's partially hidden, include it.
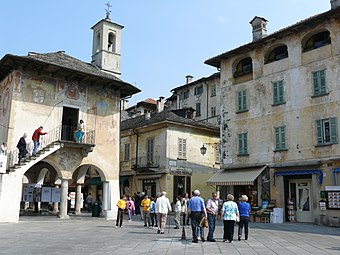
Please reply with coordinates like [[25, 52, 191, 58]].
[[205, 2, 340, 225], [167, 73, 221, 126], [120, 108, 220, 202], [0, 14, 140, 222]]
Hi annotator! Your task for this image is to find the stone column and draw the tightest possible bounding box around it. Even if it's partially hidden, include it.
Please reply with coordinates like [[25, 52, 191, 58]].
[[75, 184, 82, 215], [103, 180, 119, 220], [58, 178, 69, 219], [53, 185, 59, 213]]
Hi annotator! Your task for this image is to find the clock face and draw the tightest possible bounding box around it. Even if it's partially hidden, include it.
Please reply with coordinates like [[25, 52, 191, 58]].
[[2, 87, 10, 116]]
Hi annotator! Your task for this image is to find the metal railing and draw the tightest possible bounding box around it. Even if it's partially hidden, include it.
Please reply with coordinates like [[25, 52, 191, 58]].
[[60, 125, 95, 145], [131, 156, 160, 168]]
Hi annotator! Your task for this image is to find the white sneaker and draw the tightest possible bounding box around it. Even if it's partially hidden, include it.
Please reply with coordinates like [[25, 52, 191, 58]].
[[128, 220, 131, 222], [115, 226, 118, 228], [120, 226, 123, 228]]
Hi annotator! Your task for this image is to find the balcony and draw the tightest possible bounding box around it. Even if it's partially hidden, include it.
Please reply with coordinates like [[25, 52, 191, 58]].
[[131, 156, 160, 171]]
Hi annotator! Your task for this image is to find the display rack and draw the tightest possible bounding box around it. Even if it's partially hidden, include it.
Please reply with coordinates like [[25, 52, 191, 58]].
[[287, 198, 296, 222]]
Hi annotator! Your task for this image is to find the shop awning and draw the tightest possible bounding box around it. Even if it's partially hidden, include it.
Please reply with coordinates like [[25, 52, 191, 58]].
[[85, 177, 103, 186], [206, 166, 267, 186], [273, 170, 323, 185]]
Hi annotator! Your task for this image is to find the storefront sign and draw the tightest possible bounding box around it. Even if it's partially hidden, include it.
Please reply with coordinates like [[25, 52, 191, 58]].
[[325, 186, 340, 191], [170, 167, 192, 176]]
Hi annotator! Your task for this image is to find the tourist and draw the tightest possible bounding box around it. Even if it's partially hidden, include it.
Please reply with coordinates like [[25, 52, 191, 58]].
[[75, 120, 85, 143], [32, 126, 47, 156], [116, 195, 126, 228], [238, 195, 251, 241], [155, 191, 172, 234], [221, 194, 239, 243], [141, 194, 151, 227], [206, 192, 219, 242], [17, 134, 28, 161], [181, 192, 190, 226], [150, 197, 157, 227], [86, 193, 93, 212], [174, 195, 182, 229], [188, 190, 207, 243], [0, 142, 7, 155], [126, 196, 135, 222]]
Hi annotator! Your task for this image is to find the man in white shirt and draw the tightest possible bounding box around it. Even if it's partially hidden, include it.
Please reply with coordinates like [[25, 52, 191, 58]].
[[155, 191, 172, 234], [206, 192, 219, 242]]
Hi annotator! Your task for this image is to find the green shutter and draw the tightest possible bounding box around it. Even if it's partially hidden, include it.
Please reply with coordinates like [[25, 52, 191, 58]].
[[316, 120, 323, 144], [244, 133, 248, 153], [281, 127, 286, 149], [273, 83, 278, 104], [313, 71, 319, 95], [278, 81, 284, 103], [320, 70, 326, 94], [238, 92, 242, 111], [330, 117, 338, 144], [242, 91, 247, 110]]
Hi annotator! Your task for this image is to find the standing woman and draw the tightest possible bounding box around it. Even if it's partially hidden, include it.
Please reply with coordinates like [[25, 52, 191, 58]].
[[221, 194, 239, 243], [238, 195, 251, 241], [181, 193, 190, 226]]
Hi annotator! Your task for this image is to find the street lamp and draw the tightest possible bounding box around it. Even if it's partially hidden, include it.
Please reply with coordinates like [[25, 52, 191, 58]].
[[200, 144, 207, 155]]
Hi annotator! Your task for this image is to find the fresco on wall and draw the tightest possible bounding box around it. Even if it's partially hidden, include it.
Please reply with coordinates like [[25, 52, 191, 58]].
[[0, 71, 17, 117], [56, 80, 87, 103], [87, 86, 119, 117]]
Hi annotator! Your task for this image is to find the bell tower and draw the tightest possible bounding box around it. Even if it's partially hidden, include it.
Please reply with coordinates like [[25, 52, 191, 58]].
[[91, 3, 123, 78]]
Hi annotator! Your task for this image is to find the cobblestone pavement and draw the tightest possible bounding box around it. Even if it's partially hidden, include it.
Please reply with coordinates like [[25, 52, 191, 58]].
[[0, 214, 339, 255]]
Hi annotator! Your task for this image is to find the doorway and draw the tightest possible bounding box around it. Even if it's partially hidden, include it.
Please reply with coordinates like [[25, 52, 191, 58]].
[[288, 179, 312, 222], [61, 107, 79, 141], [143, 179, 156, 198]]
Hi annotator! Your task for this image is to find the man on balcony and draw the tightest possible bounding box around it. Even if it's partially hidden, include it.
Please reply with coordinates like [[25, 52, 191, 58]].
[[32, 126, 47, 156]]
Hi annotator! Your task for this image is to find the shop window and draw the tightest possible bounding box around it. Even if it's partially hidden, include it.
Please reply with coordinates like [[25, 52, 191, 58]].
[[178, 138, 187, 159], [303, 31, 331, 52], [265, 45, 288, 64], [237, 90, 247, 112], [316, 117, 338, 145], [233, 57, 253, 78], [272, 80, 285, 105], [274, 126, 286, 151], [124, 143, 130, 161], [238, 133, 248, 155], [312, 69, 327, 96]]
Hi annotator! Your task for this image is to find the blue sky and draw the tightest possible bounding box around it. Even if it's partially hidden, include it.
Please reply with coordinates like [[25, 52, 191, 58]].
[[0, 1, 330, 105]]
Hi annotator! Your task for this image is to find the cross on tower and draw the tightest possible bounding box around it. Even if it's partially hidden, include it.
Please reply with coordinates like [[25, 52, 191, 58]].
[[105, 2, 112, 20]]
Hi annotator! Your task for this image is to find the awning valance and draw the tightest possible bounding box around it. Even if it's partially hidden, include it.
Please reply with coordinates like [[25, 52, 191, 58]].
[[207, 166, 267, 186], [333, 168, 340, 185], [273, 170, 323, 185]]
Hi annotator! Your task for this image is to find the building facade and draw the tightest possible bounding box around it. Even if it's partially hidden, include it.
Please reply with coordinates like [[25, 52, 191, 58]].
[[0, 15, 140, 222], [120, 109, 220, 202], [206, 3, 340, 225]]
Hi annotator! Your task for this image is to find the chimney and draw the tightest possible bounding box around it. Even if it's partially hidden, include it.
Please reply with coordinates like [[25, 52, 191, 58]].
[[250, 16, 268, 42], [145, 111, 151, 120], [156, 96, 165, 113], [122, 99, 129, 110], [185, 75, 193, 84], [330, 0, 340, 8]]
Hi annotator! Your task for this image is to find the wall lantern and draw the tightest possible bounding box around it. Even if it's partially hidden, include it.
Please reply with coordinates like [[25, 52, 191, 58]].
[[200, 144, 207, 155]]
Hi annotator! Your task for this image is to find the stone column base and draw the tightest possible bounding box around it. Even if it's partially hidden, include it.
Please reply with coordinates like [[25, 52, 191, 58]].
[[104, 210, 115, 220], [58, 214, 70, 220]]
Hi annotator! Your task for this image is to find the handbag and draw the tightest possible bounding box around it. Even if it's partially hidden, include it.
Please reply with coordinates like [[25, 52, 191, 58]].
[[200, 216, 209, 228]]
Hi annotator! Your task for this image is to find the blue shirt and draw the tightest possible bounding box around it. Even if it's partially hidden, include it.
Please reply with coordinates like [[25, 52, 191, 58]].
[[238, 202, 251, 217], [150, 201, 156, 213], [188, 196, 205, 212]]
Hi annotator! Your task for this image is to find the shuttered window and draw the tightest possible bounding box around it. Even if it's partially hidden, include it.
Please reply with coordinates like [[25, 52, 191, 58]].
[[178, 138, 187, 159], [316, 117, 338, 145]]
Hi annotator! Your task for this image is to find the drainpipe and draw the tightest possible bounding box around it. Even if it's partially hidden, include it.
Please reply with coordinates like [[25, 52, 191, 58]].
[[205, 82, 209, 121], [132, 128, 139, 170]]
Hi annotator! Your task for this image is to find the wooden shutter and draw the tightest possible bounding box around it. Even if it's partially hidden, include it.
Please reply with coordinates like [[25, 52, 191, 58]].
[[330, 117, 338, 144]]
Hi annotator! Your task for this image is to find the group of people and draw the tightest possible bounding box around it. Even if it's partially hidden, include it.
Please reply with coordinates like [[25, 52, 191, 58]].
[[115, 189, 251, 243], [116, 191, 172, 234]]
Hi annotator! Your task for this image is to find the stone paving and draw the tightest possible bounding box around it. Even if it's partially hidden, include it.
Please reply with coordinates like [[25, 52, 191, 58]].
[[0, 214, 339, 255]]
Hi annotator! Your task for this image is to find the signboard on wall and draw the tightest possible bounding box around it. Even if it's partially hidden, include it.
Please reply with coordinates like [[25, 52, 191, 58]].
[[22, 184, 35, 202], [41, 187, 52, 202], [0, 155, 7, 174], [51, 188, 61, 203]]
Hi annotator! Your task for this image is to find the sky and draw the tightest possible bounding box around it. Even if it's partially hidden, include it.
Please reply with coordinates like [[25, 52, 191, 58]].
[[0, 1, 330, 106]]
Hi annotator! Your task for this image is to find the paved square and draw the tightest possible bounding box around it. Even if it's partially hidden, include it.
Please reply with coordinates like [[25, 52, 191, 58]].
[[0, 215, 339, 255]]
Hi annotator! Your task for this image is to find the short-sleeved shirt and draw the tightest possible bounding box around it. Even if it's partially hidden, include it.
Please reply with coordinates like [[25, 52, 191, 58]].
[[117, 199, 126, 210], [206, 198, 219, 214], [222, 201, 239, 221], [238, 202, 251, 217], [188, 196, 205, 212]]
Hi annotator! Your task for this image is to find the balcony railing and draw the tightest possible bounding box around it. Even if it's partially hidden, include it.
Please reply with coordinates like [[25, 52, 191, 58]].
[[60, 125, 95, 145], [131, 156, 160, 168]]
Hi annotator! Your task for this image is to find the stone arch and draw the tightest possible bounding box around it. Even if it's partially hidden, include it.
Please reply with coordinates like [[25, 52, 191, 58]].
[[264, 43, 288, 64], [301, 29, 331, 52]]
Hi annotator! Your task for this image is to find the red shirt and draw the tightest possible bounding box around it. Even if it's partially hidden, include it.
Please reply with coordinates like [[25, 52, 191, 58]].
[[32, 128, 47, 142]]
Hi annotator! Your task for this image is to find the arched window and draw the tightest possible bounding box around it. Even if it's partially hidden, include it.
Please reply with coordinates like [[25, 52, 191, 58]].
[[303, 31, 331, 52], [96, 32, 100, 52], [234, 57, 253, 78], [265, 45, 288, 64], [108, 32, 116, 52]]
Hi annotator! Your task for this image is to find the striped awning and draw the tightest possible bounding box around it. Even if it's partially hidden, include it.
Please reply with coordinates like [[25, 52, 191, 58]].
[[207, 166, 267, 186]]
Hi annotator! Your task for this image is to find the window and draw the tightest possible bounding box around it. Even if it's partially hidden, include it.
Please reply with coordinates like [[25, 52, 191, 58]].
[[265, 45, 288, 64], [215, 144, 220, 163], [178, 138, 187, 159], [273, 80, 285, 105], [124, 143, 130, 161], [303, 31, 331, 52], [196, 103, 201, 117], [194, 85, 203, 95], [312, 70, 327, 96], [180, 90, 189, 100], [147, 138, 154, 163], [234, 57, 253, 78], [211, 84, 217, 97], [316, 117, 338, 145], [238, 133, 248, 155], [211, 106, 216, 117], [108, 32, 116, 52], [274, 126, 286, 150], [237, 90, 247, 112]]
